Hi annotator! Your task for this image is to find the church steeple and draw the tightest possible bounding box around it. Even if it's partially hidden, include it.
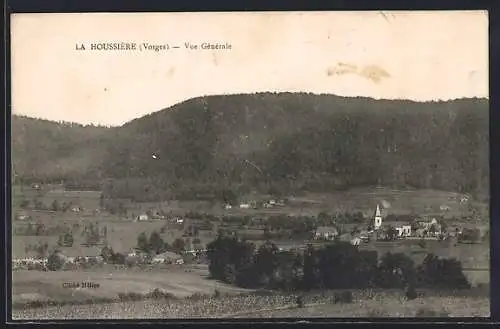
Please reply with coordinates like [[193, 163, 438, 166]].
[[373, 204, 383, 230]]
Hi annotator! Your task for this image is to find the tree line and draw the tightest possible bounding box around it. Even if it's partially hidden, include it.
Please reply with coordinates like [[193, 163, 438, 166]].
[[207, 236, 471, 292]]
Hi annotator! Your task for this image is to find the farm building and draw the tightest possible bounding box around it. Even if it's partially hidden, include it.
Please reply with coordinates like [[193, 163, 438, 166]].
[[136, 213, 149, 221], [71, 206, 82, 213], [440, 204, 451, 211], [151, 251, 183, 264], [350, 237, 362, 246], [15, 211, 31, 221], [31, 183, 42, 190], [314, 226, 339, 240], [417, 218, 442, 236]]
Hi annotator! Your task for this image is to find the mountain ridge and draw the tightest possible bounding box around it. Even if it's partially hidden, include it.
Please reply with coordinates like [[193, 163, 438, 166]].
[[11, 92, 489, 202]]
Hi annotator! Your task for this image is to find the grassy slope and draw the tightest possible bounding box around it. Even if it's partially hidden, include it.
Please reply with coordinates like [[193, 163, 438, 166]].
[[12, 266, 250, 305]]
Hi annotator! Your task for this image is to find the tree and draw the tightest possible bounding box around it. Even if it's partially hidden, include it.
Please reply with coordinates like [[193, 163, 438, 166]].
[[148, 231, 165, 254], [385, 225, 398, 241], [317, 212, 330, 225], [302, 244, 320, 290], [58, 232, 73, 247], [85, 223, 100, 246], [111, 252, 126, 265], [316, 242, 360, 289], [207, 236, 255, 282], [377, 252, 416, 289], [253, 241, 279, 286], [47, 250, 65, 271], [101, 245, 115, 263], [20, 198, 30, 209], [172, 238, 186, 253], [458, 228, 481, 243], [51, 200, 60, 211], [137, 232, 149, 252], [193, 238, 202, 250], [35, 242, 49, 258], [418, 253, 470, 289], [222, 188, 239, 206], [99, 194, 105, 210], [35, 222, 46, 236]]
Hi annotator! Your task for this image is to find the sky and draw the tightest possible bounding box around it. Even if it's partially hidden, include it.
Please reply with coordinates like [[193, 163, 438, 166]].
[[11, 11, 488, 126]]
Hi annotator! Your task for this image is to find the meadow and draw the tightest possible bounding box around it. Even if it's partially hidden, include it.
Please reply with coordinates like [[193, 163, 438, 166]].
[[12, 265, 250, 306], [12, 288, 489, 320]]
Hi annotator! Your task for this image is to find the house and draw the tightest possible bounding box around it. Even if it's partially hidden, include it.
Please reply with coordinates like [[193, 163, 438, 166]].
[[71, 206, 82, 213], [16, 211, 31, 221], [440, 204, 451, 211], [419, 218, 441, 236], [395, 225, 412, 238], [239, 203, 250, 209], [31, 183, 42, 190], [314, 226, 339, 240], [136, 213, 149, 221], [350, 237, 362, 246], [276, 199, 286, 207], [152, 251, 183, 264], [372, 204, 383, 230], [176, 218, 184, 224], [224, 204, 232, 210]]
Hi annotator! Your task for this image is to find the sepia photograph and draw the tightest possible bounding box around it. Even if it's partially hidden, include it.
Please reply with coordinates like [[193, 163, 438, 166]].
[[10, 11, 489, 320]]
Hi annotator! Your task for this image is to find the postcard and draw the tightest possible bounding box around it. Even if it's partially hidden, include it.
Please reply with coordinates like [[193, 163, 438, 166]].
[[10, 11, 489, 320]]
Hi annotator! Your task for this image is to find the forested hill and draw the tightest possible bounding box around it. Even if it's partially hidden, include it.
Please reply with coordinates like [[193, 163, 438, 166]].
[[11, 93, 489, 201], [11, 115, 112, 184]]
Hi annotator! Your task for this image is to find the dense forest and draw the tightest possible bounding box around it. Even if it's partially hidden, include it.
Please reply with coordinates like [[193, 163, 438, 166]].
[[11, 93, 489, 202]]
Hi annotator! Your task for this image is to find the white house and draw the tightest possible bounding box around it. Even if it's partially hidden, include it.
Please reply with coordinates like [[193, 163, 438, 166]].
[[314, 226, 339, 240], [224, 204, 232, 210], [71, 206, 82, 213], [440, 204, 451, 211], [350, 237, 362, 246], [395, 225, 412, 238], [137, 213, 149, 221], [239, 203, 250, 209]]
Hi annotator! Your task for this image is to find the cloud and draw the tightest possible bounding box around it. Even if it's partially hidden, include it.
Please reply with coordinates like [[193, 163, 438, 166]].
[[327, 62, 391, 83]]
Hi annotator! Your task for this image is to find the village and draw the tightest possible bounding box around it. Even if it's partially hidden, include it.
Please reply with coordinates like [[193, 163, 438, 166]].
[[12, 182, 488, 273]]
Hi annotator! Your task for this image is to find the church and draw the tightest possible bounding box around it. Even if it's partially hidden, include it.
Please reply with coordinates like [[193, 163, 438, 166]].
[[372, 204, 383, 230]]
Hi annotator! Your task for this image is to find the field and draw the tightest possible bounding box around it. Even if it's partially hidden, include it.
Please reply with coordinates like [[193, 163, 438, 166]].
[[12, 213, 215, 258], [12, 265, 250, 306], [12, 289, 489, 319], [239, 296, 489, 318]]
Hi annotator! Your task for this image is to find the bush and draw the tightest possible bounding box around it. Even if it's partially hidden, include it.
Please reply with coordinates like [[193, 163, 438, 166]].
[[148, 288, 176, 300], [296, 295, 304, 308], [117, 292, 144, 301], [415, 307, 449, 317], [405, 285, 418, 300], [47, 251, 65, 271], [339, 291, 353, 303], [367, 308, 389, 317]]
